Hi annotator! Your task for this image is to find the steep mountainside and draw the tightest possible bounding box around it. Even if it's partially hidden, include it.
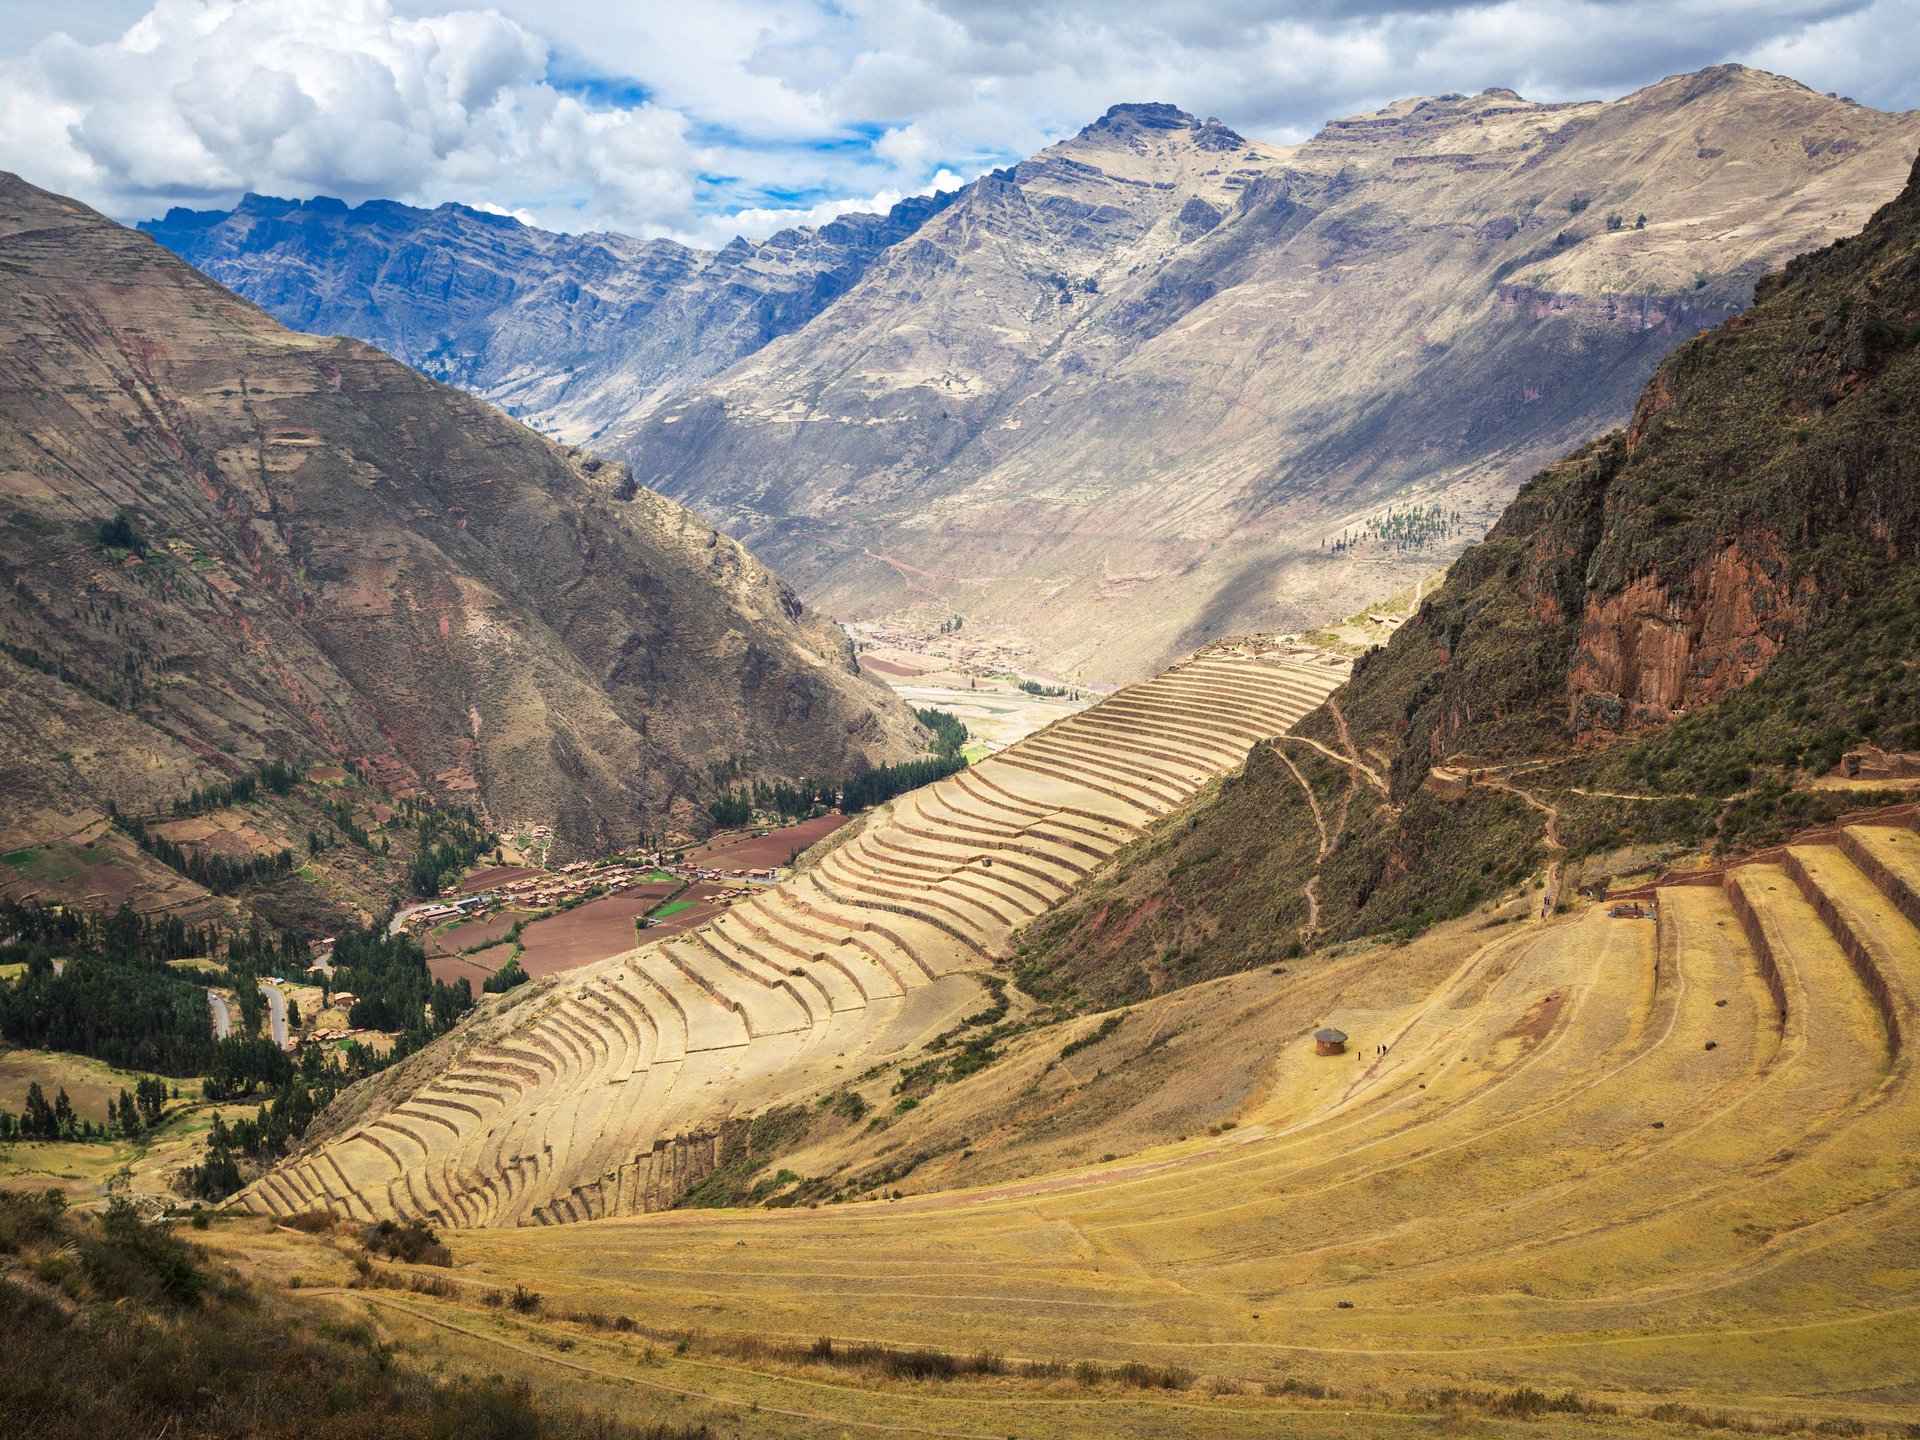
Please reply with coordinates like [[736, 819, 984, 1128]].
[[1019, 151, 1920, 1006], [0, 173, 921, 877], [620, 69, 1920, 682], [141, 189, 956, 444]]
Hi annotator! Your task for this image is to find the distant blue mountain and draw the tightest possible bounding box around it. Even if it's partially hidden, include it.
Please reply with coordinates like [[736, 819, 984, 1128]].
[[141, 189, 956, 442]]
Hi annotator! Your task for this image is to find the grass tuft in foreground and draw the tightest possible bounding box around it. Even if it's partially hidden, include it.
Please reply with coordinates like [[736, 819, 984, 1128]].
[[0, 1189, 708, 1440]]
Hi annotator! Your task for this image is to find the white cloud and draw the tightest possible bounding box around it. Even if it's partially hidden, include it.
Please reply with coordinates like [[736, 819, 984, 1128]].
[[702, 167, 965, 247], [0, 0, 698, 236], [2, 0, 1915, 248]]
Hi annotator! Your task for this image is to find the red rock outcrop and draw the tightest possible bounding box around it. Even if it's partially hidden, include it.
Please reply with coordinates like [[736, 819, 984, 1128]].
[[1567, 535, 1819, 736]]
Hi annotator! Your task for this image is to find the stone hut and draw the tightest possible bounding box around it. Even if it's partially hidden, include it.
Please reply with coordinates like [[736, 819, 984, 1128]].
[[1314, 1026, 1348, 1056]]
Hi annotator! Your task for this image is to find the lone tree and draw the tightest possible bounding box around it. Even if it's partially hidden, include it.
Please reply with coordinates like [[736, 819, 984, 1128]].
[[95, 511, 145, 554]]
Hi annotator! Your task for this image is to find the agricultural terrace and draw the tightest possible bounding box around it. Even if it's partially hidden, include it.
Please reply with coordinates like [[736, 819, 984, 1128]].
[[239, 645, 1349, 1227], [295, 803, 1920, 1432]]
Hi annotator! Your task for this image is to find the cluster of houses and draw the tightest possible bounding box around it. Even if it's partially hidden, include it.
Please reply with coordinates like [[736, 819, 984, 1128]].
[[299, 1022, 380, 1051], [398, 859, 661, 936], [393, 853, 783, 943], [852, 620, 1040, 679], [401, 892, 498, 932], [679, 862, 779, 886]]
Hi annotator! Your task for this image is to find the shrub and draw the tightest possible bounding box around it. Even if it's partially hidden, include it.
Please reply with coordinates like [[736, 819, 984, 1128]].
[[831, 1091, 869, 1123], [95, 511, 145, 554], [1111, 1361, 1194, 1391], [362, 1218, 450, 1266], [1060, 1012, 1124, 1060], [483, 956, 529, 993]]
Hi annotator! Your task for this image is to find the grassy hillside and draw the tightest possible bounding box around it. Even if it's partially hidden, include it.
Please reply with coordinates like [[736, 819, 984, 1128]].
[[0, 1190, 708, 1439], [1023, 154, 1920, 1006]]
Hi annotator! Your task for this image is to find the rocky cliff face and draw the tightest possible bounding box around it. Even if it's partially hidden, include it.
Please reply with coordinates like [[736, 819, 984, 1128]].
[[617, 68, 1919, 683], [141, 188, 956, 444], [1565, 541, 1817, 734], [0, 174, 921, 861]]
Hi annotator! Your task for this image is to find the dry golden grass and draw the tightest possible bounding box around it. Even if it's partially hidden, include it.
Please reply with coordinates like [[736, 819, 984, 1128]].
[[204, 1220, 1725, 1440], [215, 828, 1920, 1435]]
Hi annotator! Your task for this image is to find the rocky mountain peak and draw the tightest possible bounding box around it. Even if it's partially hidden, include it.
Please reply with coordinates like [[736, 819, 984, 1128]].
[[1072, 100, 1251, 153], [1015, 99, 1276, 206], [1591, 63, 1857, 128], [1312, 84, 1570, 145], [1081, 101, 1193, 133]]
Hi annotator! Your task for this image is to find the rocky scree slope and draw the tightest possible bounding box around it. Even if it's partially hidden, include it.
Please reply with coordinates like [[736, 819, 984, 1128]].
[[1017, 151, 1920, 1007], [141, 188, 958, 445], [0, 173, 921, 865], [621, 70, 1920, 682]]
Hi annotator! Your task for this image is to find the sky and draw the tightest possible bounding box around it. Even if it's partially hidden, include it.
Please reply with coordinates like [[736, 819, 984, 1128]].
[[1, 0, 1915, 248]]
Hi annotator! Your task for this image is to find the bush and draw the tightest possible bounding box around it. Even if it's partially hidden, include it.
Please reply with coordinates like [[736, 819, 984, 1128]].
[[95, 511, 145, 554], [1060, 1012, 1124, 1060], [483, 956, 529, 994], [362, 1218, 450, 1266], [830, 1091, 869, 1123]]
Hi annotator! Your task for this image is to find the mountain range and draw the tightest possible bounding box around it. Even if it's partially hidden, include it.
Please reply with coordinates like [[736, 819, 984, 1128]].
[[0, 173, 920, 890], [145, 67, 1920, 683], [141, 189, 958, 447]]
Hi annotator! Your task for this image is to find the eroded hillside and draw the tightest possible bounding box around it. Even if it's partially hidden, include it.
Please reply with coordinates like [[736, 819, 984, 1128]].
[[0, 174, 921, 883], [622, 68, 1920, 681]]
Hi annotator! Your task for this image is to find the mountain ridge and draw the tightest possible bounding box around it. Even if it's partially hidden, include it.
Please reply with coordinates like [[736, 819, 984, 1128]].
[[135, 68, 1920, 687], [0, 172, 922, 901], [141, 185, 960, 443], [618, 65, 1920, 682]]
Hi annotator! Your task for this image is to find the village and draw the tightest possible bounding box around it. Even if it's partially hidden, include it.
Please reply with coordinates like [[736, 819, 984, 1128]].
[[392, 849, 783, 941]]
